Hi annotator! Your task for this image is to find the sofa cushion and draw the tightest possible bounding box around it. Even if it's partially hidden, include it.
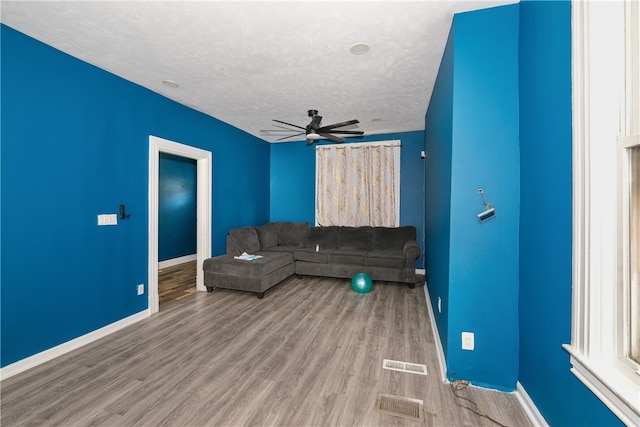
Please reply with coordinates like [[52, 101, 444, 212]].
[[294, 247, 330, 263], [307, 226, 338, 250], [371, 226, 416, 251], [274, 222, 310, 247], [256, 223, 279, 250], [365, 250, 405, 268], [337, 226, 372, 251], [328, 249, 367, 266], [264, 245, 300, 253], [228, 227, 261, 254], [204, 252, 293, 277]]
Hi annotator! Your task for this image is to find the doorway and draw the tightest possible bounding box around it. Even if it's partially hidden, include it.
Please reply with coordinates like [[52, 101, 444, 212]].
[[158, 152, 197, 308], [148, 135, 212, 315]]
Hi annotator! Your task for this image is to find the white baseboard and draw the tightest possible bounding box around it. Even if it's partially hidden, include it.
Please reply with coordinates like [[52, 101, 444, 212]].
[[515, 381, 549, 427], [0, 309, 150, 381], [423, 283, 447, 383], [158, 254, 196, 270]]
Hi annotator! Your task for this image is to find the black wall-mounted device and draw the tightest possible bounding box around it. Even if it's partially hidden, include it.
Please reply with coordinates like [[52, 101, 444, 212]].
[[119, 204, 131, 220]]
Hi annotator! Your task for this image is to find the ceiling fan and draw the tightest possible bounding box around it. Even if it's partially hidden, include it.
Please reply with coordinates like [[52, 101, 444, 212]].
[[264, 109, 364, 145]]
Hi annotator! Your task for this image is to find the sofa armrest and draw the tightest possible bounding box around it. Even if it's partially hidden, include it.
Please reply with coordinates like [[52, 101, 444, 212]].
[[403, 240, 420, 263]]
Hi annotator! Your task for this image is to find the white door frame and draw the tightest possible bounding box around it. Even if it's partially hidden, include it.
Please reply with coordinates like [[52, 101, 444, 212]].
[[148, 135, 212, 314]]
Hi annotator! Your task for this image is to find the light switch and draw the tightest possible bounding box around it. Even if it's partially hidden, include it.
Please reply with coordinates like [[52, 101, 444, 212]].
[[97, 214, 118, 226]]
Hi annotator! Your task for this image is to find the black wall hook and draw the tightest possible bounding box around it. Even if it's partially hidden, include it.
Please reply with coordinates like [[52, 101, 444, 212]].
[[119, 204, 131, 220]]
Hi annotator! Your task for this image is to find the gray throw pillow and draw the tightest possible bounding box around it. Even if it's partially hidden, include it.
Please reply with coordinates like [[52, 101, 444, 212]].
[[337, 226, 372, 251], [229, 227, 261, 254], [256, 223, 278, 250], [371, 226, 416, 250], [275, 222, 310, 247], [307, 226, 339, 249]]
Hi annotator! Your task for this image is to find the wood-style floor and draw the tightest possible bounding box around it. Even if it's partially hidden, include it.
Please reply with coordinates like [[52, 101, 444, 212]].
[[158, 260, 197, 309], [1, 276, 532, 426]]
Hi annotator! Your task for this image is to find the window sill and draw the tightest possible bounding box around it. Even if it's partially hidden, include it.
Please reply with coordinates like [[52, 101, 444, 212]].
[[563, 344, 640, 426]]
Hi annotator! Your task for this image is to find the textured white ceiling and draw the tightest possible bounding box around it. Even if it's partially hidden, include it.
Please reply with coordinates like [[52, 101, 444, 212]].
[[1, 1, 515, 143]]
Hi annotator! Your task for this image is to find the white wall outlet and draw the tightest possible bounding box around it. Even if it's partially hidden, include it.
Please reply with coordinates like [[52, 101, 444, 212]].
[[462, 332, 475, 351], [438, 297, 442, 313], [137, 284, 144, 295]]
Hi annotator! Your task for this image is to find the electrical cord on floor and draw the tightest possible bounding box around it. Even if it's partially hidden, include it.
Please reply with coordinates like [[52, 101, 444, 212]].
[[448, 375, 509, 427]]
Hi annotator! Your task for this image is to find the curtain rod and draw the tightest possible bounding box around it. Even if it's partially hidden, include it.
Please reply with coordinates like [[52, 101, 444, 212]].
[[315, 140, 401, 150]]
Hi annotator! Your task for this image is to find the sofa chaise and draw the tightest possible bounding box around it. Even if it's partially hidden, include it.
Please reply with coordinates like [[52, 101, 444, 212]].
[[203, 222, 421, 298]]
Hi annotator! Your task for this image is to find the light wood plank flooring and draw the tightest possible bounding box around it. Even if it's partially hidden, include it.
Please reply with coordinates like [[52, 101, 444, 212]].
[[158, 261, 196, 308], [1, 277, 532, 426]]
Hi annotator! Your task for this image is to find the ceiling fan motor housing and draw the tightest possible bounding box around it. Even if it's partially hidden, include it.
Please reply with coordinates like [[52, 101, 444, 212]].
[[307, 113, 323, 131]]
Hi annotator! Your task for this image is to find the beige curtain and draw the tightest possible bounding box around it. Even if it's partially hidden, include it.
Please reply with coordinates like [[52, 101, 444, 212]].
[[316, 142, 400, 227]]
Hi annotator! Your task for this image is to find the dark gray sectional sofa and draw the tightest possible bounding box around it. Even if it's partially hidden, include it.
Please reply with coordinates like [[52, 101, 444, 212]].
[[203, 222, 420, 298]]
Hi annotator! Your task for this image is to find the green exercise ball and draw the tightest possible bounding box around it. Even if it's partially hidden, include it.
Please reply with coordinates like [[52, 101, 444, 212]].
[[351, 272, 373, 293]]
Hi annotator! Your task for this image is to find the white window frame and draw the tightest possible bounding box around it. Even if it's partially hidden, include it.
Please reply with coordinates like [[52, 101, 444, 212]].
[[564, 1, 640, 425], [618, 0, 640, 375]]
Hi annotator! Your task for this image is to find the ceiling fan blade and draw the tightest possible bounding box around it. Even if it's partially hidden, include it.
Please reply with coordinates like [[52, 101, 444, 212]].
[[325, 130, 364, 135], [319, 133, 345, 143], [260, 125, 302, 132], [276, 132, 306, 141], [318, 119, 359, 132], [272, 119, 306, 130]]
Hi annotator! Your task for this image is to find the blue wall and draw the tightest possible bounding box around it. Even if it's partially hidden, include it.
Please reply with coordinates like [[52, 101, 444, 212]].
[[270, 131, 426, 269], [518, 1, 621, 425], [424, 0, 624, 422], [159, 153, 197, 262], [425, 4, 520, 391], [0, 25, 270, 367], [424, 26, 455, 358]]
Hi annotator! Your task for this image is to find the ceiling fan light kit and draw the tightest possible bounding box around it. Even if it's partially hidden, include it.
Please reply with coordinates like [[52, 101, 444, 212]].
[[267, 109, 365, 145]]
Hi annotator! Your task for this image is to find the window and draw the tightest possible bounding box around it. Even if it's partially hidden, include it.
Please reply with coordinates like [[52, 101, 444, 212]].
[[566, 0, 640, 425], [315, 141, 400, 227]]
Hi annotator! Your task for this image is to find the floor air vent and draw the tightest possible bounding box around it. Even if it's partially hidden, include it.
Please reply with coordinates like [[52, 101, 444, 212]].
[[375, 393, 424, 422], [382, 359, 427, 375]]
